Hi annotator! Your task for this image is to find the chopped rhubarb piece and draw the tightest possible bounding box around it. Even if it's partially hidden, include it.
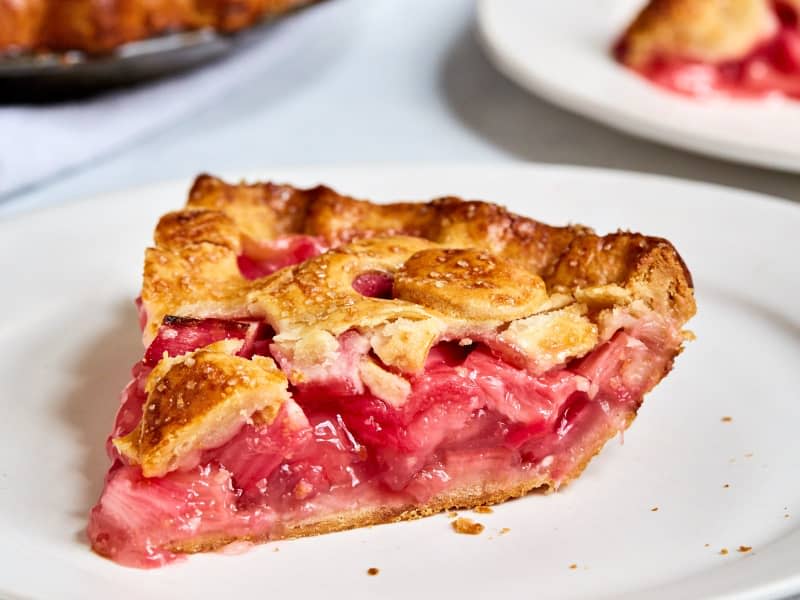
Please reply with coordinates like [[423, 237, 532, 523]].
[[88, 463, 273, 569], [143, 316, 260, 366], [352, 271, 394, 298]]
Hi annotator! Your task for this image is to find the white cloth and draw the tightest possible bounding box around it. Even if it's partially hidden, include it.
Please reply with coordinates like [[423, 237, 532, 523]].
[[0, 1, 333, 198]]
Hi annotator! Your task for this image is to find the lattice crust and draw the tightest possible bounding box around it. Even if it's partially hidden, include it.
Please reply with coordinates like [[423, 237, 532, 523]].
[[0, 0, 316, 54], [120, 174, 697, 477], [144, 174, 694, 341], [616, 0, 800, 67]]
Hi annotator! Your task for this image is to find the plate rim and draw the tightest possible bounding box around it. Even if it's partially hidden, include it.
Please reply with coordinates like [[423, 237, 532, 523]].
[[476, 0, 800, 174]]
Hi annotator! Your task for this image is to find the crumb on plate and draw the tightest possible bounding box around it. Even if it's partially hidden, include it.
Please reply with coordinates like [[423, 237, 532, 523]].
[[452, 517, 484, 535], [738, 545, 752, 553], [721, 416, 733, 423], [474, 506, 493, 514], [720, 548, 729, 556], [367, 567, 379, 576], [569, 563, 577, 570], [499, 527, 511, 535]]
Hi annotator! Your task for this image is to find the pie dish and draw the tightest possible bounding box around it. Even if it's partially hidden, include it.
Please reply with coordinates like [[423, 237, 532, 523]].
[[87, 174, 696, 568], [0, 0, 316, 55], [614, 0, 800, 99]]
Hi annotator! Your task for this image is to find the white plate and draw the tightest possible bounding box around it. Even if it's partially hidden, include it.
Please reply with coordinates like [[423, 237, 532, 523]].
[[478, 0, 800, 173], [1, 165, 799, 600]]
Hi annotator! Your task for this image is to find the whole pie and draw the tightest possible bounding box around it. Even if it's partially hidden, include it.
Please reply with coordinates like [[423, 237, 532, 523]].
[[615, 0, 800, 99], [88, 174, 696, 567], [0, 0, 316, 55]]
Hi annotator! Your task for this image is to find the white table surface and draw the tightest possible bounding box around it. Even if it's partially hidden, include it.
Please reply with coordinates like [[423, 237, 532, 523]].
[[0, 2, 798, 598], [1, 0, 798, 221]]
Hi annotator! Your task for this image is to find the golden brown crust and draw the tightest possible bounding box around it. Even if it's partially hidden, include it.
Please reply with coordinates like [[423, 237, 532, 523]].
[[142, 175, 695, 344], [0, 0, 318, 54], [114, 340, 290, 478], [394, 248, 549, 322], [615, 0, 800, 67]]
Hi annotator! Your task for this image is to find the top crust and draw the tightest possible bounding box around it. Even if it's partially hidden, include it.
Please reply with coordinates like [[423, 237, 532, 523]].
[[121, 174, 696, 476], [0, 0, 316, 54], [143, 174, 695, 341], [615, 0, 799, 67]]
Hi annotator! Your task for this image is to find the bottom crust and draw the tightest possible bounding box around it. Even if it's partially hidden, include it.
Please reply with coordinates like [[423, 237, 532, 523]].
[[167, 411, 634, 556]]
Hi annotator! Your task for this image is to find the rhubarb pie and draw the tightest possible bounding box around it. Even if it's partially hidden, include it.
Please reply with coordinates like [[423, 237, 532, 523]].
[[614, 0, 800, 99], [0, 0, 316, 55], [88, 174, 696, 568]]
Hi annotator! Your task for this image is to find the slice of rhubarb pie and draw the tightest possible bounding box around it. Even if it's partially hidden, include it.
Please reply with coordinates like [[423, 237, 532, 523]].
[[88, 175, 696, 568], [614, 0, 800, 99]]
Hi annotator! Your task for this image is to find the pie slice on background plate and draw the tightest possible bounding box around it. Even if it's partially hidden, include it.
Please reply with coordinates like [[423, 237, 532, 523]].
[[0, 0, 317, 55], [88, 174, 696, 568], [614, 0, 800, 98]]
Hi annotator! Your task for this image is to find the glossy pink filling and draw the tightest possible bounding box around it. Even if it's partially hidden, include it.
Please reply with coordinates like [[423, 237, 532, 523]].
[[615, 0, 800, 99], [89, 314, 674, 568], [237, 234, 326, 280]]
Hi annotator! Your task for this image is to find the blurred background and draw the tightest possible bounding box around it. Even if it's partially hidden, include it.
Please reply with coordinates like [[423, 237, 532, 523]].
[[0, 0, 798, 220]]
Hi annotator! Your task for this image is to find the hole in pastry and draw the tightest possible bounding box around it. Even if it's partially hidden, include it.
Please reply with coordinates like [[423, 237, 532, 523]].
[[237, 234, 325, 280], [352, 271, 394, 299], [774, 0, 799, 27]]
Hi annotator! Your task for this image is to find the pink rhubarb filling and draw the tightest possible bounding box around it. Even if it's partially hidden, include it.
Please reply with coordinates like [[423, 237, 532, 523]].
[[89, 314, 675, 568], [615, 0, 800, 99]]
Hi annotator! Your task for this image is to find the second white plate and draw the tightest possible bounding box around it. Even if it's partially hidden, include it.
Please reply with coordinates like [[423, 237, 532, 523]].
[[478, 0, 800, 173]]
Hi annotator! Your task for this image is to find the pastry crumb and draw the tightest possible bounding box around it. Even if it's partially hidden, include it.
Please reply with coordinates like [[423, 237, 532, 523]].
[[367, 567, 380, 576], [723, 484, 730, 488], [452, 517, 484, 535], [744, 453, 753, 458], [737, 545, 752, 553], [569, 563, 577, 570], [704, 543, 710, 548], [447, 511, 458, 519], [499, 527, 511, 535], [273, 547, 280, 552], [721, 416, 733, 423], [650, 507, 659, 512], [785, 514, 791, 519], [720, 548, 729, 556], [474, 505, 493, 514]]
